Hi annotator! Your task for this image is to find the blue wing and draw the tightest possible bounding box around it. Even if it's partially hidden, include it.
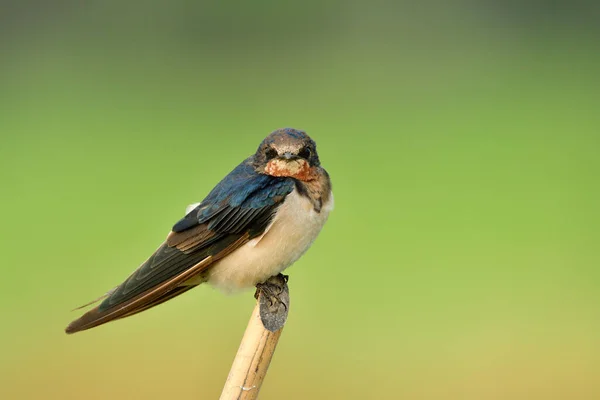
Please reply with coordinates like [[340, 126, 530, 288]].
[[172, 157, 295, 236], [66, 158, 294, 333]]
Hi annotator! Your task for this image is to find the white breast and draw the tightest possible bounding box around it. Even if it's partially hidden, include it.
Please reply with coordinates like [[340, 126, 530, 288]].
[[205, 189, 334, 292]]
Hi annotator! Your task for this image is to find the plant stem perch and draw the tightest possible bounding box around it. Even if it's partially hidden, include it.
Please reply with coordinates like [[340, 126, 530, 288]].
[[219, 274, 289, 400]]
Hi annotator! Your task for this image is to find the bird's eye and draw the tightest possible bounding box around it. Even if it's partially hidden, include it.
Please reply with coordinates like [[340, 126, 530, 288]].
[[266, 148, 278, 160], [298, 147, 311, 159]]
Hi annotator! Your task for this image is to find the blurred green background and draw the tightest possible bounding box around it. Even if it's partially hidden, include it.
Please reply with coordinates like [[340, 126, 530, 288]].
[[1, 1, 599, 399]]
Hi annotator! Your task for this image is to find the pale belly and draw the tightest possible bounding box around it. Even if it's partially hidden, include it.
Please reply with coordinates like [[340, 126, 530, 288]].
[[203, 189, 333, 292]]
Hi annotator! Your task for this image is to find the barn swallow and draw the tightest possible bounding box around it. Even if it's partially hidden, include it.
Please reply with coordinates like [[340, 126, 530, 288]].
[[65, 128, 333, 334]]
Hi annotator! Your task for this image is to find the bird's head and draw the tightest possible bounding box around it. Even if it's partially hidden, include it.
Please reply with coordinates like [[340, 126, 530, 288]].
[[254, 128, 320, 181]]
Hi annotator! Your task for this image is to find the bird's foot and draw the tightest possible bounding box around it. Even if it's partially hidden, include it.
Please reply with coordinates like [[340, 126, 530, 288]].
[[254, 276, 286, 304], [254, 273, 290, 332]]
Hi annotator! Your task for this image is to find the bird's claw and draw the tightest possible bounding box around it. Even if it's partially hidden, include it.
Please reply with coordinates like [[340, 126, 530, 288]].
[[254, 273, 290, 331]]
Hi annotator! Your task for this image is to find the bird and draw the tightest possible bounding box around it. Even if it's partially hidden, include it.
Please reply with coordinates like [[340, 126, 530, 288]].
[[65, 128, 333, 334]]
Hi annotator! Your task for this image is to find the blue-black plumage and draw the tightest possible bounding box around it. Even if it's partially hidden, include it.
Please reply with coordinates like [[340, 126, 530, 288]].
[[66, 128, 333, 334]]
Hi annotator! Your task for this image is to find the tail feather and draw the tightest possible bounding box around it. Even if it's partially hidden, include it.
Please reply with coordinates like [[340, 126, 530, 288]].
[[71, 289, 115, 311], [65, 255, 214, 334], [65, 285, 196, 334]]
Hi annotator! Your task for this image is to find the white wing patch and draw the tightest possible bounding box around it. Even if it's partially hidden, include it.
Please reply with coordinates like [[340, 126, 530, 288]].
[[185, 202, 201, 215]]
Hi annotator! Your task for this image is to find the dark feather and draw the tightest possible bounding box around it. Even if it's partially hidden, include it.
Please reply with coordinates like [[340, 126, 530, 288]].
[[66, 159, 294, 334], [65, 255, 215, 333], [116, 285, 196, 320]]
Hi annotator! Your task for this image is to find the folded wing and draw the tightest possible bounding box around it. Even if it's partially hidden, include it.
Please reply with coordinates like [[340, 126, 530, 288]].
[[66, 160, 294, 333]]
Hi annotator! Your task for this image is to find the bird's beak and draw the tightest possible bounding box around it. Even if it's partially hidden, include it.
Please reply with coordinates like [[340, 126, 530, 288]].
[[282, 152, 296, 160]]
